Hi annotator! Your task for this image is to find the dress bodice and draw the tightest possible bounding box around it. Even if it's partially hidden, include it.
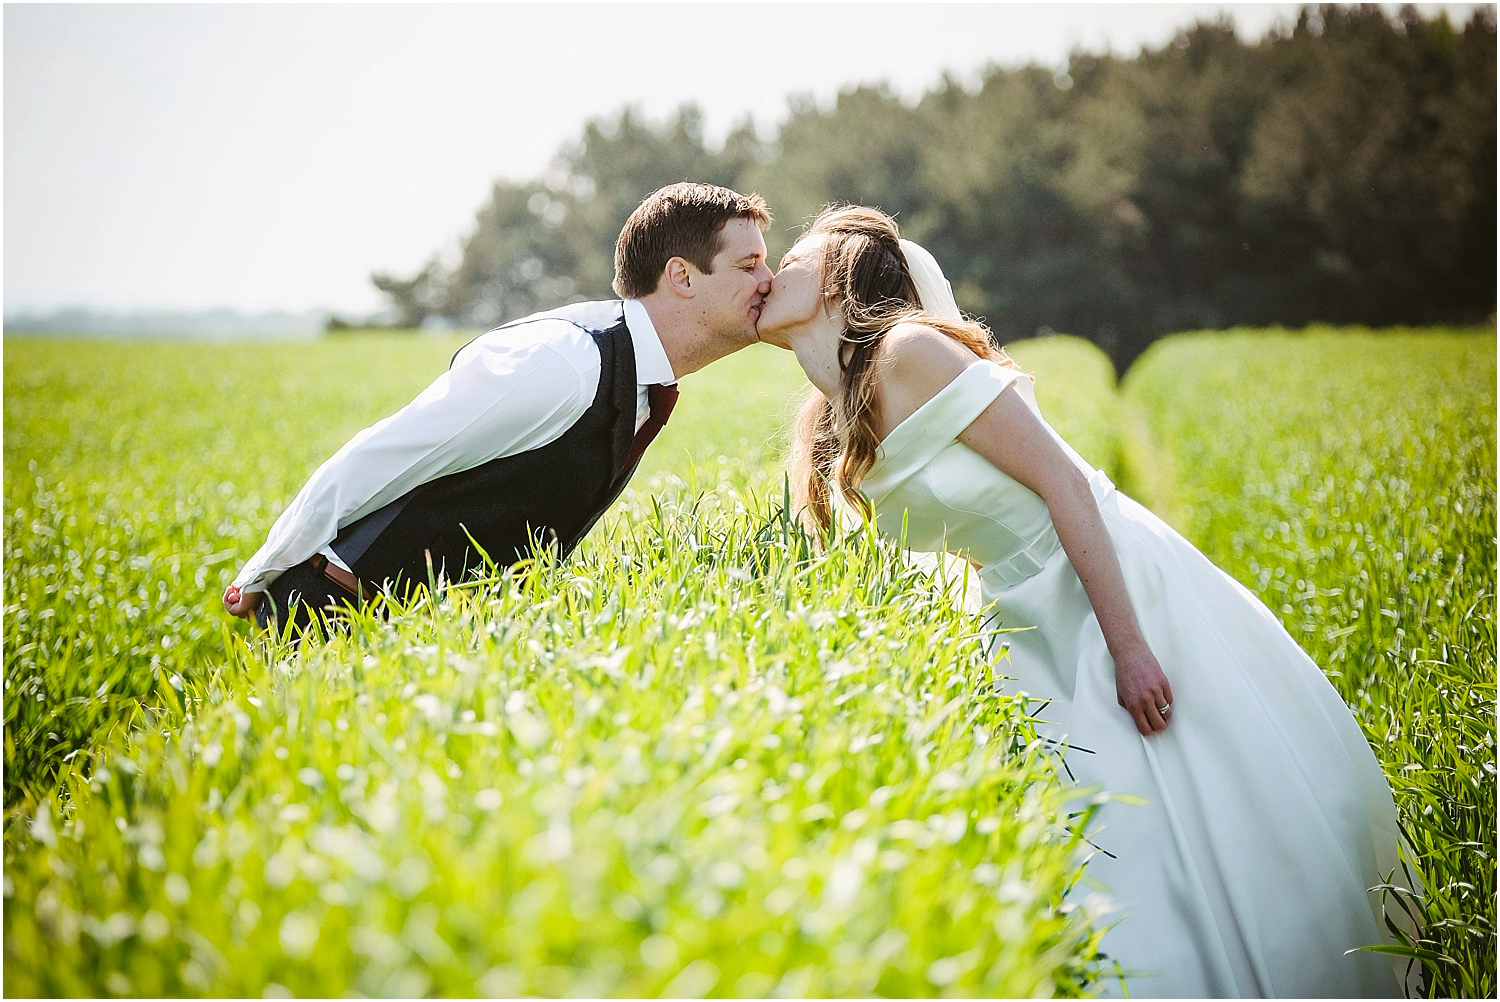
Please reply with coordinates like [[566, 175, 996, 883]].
[[857, 360, 1110, 591]]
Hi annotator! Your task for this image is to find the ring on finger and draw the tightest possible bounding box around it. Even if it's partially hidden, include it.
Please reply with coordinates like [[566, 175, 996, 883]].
[[1157, 703, 1171, 714]]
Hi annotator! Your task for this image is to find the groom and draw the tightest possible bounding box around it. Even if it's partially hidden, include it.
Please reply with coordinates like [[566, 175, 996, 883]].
[[223, 182, 773, 634]]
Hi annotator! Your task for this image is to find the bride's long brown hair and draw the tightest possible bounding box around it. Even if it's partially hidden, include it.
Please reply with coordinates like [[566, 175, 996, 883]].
[[789, 205, 1017, 534]]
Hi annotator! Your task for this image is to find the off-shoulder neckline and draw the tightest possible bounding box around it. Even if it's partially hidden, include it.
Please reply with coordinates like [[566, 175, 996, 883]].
[[871, 359, 1013, 469]]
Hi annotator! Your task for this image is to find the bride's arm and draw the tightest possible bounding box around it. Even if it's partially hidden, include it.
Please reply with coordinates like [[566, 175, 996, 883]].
[[882, 327, 1174, 737]]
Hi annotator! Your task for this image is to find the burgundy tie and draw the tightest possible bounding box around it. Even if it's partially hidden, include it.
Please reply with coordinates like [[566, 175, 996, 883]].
[[626, 383, 679, 468]]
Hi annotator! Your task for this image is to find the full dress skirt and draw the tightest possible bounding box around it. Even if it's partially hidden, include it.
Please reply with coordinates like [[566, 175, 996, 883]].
[[858, 360, 1408, 998]]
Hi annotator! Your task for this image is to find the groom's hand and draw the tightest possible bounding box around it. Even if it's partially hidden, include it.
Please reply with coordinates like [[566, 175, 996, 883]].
[[223, 585, 262, 620]]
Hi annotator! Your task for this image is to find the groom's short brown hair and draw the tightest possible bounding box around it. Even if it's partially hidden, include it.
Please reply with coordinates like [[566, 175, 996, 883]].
[[613, 183, 772, 298]]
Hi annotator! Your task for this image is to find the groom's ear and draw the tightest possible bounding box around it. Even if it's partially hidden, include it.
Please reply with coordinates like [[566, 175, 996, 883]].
[[662, 257, 695, 299]]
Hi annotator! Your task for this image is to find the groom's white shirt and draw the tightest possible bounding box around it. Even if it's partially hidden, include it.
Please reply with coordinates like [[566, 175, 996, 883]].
[[232, 299, 675, 593]]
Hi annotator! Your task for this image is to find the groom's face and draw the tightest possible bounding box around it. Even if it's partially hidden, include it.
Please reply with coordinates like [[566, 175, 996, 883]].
[[689, 217, 772, 347]]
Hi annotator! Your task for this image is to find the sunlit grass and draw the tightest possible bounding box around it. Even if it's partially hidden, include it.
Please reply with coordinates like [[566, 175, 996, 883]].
[[5, 335, 473, 806], [4, 334, 1109, 997], [1006, 334, 1123, 482], [5, 328, 1490, 997], [5, 492, 1108, 998]]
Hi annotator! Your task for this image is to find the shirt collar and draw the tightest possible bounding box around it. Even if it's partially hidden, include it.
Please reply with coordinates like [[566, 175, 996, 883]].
[[623, 298, 676, 386]]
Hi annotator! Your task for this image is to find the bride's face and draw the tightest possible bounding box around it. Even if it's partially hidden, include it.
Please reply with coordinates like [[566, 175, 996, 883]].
[[756, 235, 827, 349]]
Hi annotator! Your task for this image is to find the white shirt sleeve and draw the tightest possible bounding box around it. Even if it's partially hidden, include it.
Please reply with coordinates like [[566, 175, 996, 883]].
[[231, 320, 600, 593]]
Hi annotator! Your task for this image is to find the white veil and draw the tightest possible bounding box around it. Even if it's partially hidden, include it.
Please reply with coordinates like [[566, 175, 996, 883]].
[[900, 238, 963, 323]]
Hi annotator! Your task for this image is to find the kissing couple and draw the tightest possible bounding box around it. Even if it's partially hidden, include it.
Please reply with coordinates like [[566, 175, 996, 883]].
[[223, 182, 1413, 997]]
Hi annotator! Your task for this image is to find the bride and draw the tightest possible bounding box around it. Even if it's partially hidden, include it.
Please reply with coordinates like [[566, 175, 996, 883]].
[[755, 205, 1411, 998]]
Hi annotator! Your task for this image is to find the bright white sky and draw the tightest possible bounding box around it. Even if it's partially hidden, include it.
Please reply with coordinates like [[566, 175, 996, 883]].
[[4, 2, 1486, 314]]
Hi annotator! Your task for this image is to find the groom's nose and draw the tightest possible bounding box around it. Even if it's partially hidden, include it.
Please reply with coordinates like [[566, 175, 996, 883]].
[[755, 264, 773, 291]]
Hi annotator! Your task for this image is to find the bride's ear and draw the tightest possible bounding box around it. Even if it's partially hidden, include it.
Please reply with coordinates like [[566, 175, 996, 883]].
[[662, 257, 695, 299]]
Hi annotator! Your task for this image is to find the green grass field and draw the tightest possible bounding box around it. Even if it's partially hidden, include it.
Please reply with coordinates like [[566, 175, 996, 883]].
[[4, 327, 1494, 997]]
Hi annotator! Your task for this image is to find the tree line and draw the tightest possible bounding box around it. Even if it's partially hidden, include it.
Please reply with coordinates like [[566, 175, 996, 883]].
[[366, 5, 1495, 372]]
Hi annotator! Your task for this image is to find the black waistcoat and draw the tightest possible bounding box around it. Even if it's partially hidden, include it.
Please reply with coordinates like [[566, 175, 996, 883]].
[[330, 300, 641, 597]]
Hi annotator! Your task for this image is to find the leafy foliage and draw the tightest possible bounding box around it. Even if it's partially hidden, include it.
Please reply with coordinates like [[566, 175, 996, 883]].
[[375, 6, 1495, 370]]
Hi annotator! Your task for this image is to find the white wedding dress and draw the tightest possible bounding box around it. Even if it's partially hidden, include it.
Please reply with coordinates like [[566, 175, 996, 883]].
[[858, 359, 1407, 998]]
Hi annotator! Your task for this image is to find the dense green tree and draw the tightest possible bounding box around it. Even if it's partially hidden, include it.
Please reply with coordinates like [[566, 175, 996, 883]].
[[1239, 5, 1498, 325], [436, 104, 768, 326], [373, 5, 1495, 371], [742, 84, 934, 257]]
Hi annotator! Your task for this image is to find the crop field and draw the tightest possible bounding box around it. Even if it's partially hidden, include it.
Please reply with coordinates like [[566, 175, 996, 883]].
[[3, 327, 1493, 997]]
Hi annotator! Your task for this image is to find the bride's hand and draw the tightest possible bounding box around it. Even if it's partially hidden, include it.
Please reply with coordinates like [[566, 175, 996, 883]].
[[1114, 647, 1174, 736]]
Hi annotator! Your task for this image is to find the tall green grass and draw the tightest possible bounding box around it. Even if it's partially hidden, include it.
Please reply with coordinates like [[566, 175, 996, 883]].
[[5, 494, 1108, 998], [5, 336, 470, 807], [2, 337, 803, 803], [5, 328, 1490, 996], [1, 335, 1114, 809], [1124, 327, 1496, 998], [4, 335, 1113, 997]]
